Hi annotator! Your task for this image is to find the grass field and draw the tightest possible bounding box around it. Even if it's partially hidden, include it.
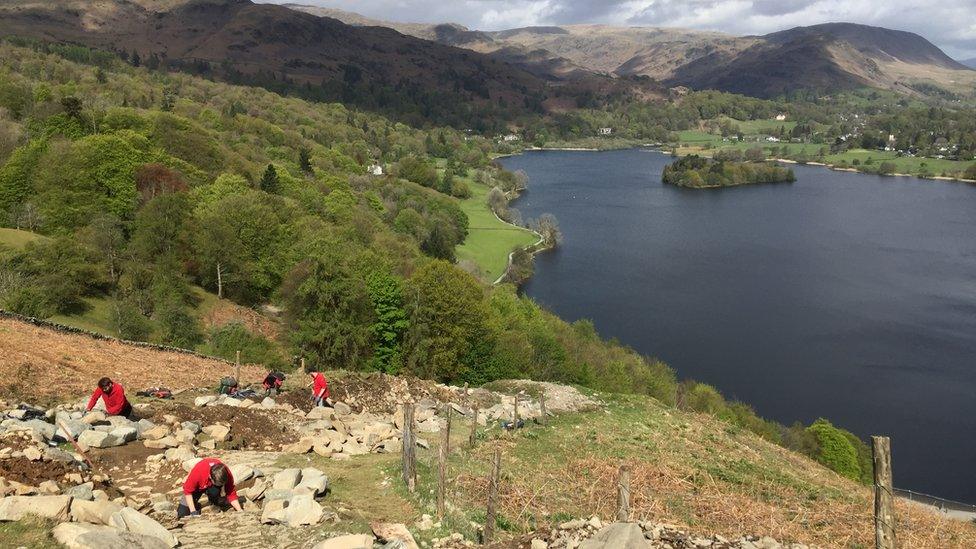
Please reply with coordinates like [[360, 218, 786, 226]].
[[721, 117, 797, 135], [451, 172, 538, 282], [0, 227, 45, 250]]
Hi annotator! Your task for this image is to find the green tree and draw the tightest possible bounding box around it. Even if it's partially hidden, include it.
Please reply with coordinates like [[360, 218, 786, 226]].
[[260, 164, 280, 194], [404, 260, 491, 382], [299, 147, 313, 175], [806, 418, 862, 481], [364, 269, 409, 374]]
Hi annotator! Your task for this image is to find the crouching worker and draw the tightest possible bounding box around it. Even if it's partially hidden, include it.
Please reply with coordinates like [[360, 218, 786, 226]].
[[177, 458, 243, 518], [262, 371, 285, 397], [310, 371, 330, 407], [86, 377, 133, 418]]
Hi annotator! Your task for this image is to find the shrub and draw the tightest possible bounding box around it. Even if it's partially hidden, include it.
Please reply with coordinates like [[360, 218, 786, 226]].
[[806, 418, 862, 481], [201, 322, 284, 369]]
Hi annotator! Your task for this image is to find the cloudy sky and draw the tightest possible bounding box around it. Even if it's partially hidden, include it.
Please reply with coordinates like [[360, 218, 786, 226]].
[[262, 0, 976, 59]]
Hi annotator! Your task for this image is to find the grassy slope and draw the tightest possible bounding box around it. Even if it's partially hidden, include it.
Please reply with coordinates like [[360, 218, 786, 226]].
[[453, 172, 538, 281], [0, 227, 45, 250]]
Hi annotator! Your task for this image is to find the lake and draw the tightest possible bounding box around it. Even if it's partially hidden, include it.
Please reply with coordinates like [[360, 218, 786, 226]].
[[501, 148, 976, 503]]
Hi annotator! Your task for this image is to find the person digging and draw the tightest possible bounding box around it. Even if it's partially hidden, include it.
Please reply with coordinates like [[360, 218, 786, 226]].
[[177, 458, 242, 518], [310, 371, 331, 407], [85, 377, 134, 418]]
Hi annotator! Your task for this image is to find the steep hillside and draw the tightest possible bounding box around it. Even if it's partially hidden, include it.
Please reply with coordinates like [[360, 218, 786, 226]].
[[0, 0, 558, 128]]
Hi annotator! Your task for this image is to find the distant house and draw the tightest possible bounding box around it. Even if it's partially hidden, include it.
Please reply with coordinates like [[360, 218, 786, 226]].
[[502, 134, 520, 142], [598, 127, 613, 136], [367, 164, 383, 176], [775, 113, 788, 121], [766, 136, 781, 142]]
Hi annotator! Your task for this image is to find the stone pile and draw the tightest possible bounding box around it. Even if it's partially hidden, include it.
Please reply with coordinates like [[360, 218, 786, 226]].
[[0, 404, 155, 452], [533, 518, 813, 549], [0, 493, 179, 548]]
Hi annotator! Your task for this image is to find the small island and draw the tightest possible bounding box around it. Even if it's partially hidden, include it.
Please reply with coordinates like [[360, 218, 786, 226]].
[[663, 155, 796, 188]]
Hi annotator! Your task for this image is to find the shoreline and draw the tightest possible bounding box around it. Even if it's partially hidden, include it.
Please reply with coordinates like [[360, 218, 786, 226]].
[[488, 186, 550, 286]]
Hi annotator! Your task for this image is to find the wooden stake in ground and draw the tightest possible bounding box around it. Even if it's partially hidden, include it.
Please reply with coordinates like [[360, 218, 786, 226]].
[[539, 390, 547, 425], [872, 436, 896, 549], [402, 402, 416, 492], [617, 464, 631, 522], [513, 393, 520, 425], [437, 427, 448, 519], [58, 421, 93, 470], [484, 447, 501, 544], [234, 350, 241, 385], [445, 405, 453, 455], [469, 407, 479, 448]]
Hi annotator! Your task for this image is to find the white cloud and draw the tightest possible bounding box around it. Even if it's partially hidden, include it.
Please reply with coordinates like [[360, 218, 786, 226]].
[[260, 0, 976, 58]]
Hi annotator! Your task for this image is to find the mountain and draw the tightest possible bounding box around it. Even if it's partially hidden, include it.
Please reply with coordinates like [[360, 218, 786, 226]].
[[962, 58, 976, 70], [289, 6, 976, 99], [0, 0, 648, 128], [670, 23, 976, 97]]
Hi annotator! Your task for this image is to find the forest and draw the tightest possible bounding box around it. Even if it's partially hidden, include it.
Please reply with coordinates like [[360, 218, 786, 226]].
[[0, 40, 870, 482]]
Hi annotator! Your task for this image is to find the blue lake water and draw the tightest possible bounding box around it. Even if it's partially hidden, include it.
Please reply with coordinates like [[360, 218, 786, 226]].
[[501, 148, 976, 503]]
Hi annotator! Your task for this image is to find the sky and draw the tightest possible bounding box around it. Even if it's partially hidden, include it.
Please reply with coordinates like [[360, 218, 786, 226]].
[[262, 0, 976, 59]]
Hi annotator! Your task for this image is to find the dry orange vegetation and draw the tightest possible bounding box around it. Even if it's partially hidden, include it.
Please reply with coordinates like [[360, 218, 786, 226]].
[[0, 316, 265, 404]]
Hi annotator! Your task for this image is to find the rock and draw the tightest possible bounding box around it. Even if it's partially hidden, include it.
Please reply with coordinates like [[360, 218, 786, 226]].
[[220, 398, 241, 408], [295, 468, 329, 496], [194, 396, 217, 407], [531, 540, 549, 549], [261, 397, 276, 408], [134, 419, 156, 437], [109, 507, 179, 547], [416, 514, 434, 531], [306, 407, 334, 420], [282, 438, 314, 454], [81, 411, 107, 425], [202, 424, 230, 442], [141, 425, 170, 441], [228, 463, 255, 483], [78, 430, 120, 449], [24, 419, 56, 440], [164, 446, 195, 463], [579, 522, 647, 549], [560, 519, 586, 530], [376, 439, 402, 454], [109, 427, 138, 443], [23, 446, 42, 461], [320, 429, 346, 446], [54, 522, 173, 549], [56, 419, 90, 441], [144, 436, 178, 449], [65, 482, 94, 501], [260, 493, 323, 527], [180, 421, 201, 434], [342, 440, 369, 456], [588, 516, 603, 529], [44, 446, 77, 463], [173, 429, 195, 445], [415, 438, 430, 449], [312, 443, 332, 458], [181, 457, 203, 473], [38, 480, 60, 494], [0, 495, 73, 521], [106, 416, 137, 429], [371, 522, 418, 549], [243, 479, 267, 501], [333, 402, 352, 416], [239, 399, 255, 408], [272, 468, 302, 491], [313, 534, 374, 549], [70, 499, 122, 525]]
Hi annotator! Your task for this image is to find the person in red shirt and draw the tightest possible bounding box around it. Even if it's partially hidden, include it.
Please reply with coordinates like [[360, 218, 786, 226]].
[[310, 371, 330, 407], [85, 377, 133, 418], [177, 458, 242, 518]]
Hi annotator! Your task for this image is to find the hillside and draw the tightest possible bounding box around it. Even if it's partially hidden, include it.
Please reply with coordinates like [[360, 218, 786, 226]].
[[0, 0, 549, 128], [290, 6, 976, 99], [0, 315, 974, 547]]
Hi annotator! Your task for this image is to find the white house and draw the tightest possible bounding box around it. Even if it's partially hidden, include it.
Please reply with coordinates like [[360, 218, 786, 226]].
[[598, 127, 613, 136], [502, 134, 521, 142], [367, 164, 384, 176], [775, 113, 787, 121]]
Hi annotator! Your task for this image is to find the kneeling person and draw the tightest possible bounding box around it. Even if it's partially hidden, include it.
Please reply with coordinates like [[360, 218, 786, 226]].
[[86, 377, 133, 418], [177, 458, 243, 518]]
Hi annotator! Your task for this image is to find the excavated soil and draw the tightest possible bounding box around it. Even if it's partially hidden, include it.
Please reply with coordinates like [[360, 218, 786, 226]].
[[150, 403, 295, 449], [0, 457, 84, 485]]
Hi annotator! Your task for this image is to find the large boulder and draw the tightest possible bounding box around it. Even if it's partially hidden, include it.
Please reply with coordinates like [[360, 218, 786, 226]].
[[23, 419, 56, 440], [109, 427, 138, 444], [313, 534, 374, 549], [194, 396, 217, 407], [69, 499, 122, 525], [306, 407, 334, 420], [0, 495, 73, 521], [282, 438, 314, 454], [144, 436, 179, 449], [272, 468, 302, 491], [333, 402, 353, 416], [109, 507, 179, 548], [56, 418, 90, 441], [341, 440, 369, 456], [141, 425, 171, 441], [53, 522, 171, 549], [371, 522, 419, 549], [579, 522, 648, 549], [202, 424, 230, 442], [81, 411, 107, 425], [229, 464, 255, 483], [164, 446, 195, 463], [295, 468, 329, 496], [65, 482, 94, 501], [261, 493, 324, 527], [78, 431, 121, 448]]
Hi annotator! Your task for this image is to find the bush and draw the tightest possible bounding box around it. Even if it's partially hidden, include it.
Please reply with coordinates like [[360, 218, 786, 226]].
[[156, 301, 203, 349], [806, 418, 862, 481], [200, 322, 284, 369], [114, 298, 153, 341]]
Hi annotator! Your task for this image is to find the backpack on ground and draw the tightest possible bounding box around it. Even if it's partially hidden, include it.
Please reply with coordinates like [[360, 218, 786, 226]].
[[218, 376, 238, 395]]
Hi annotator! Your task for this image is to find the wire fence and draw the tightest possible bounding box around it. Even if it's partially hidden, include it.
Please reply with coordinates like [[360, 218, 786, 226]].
[[896, 487, 976, 517]]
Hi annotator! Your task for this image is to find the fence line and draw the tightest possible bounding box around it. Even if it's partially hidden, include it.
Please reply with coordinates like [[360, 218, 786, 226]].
[[895, 488, 976, 514]]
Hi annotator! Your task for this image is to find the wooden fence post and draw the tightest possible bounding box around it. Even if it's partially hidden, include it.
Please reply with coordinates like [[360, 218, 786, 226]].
[[300, 357, 305, 372], [402, 402, 416, 492], [234, 350, 241, 385], [539, 390, 547, 425], [437, 427, 448, 519], [513, 394, 520, 425], [872, 436, 896, 549], [617, 464, 631, 522], [445, 406, 453, 455], [484, 447, 501, 544], [470, 407, 479, 448]]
